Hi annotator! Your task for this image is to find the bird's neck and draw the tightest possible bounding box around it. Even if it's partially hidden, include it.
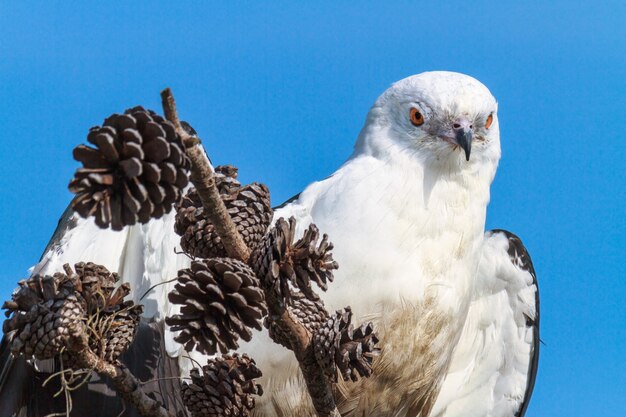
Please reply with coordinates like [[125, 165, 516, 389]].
[[349, 125, 497, 249], [315, 130, 498, 315], [346, 148, 493, 260]]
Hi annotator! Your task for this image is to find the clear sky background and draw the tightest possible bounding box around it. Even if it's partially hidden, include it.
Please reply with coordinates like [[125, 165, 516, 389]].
[[0, 1, 624, 416]]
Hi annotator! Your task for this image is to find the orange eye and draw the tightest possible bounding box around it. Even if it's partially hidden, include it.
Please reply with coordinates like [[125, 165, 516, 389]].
[[410, 108, 425, 127], [485, 113, 494, 129]]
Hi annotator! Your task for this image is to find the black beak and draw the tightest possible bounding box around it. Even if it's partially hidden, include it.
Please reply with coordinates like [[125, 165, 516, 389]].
[[455, 128, 473, 161]]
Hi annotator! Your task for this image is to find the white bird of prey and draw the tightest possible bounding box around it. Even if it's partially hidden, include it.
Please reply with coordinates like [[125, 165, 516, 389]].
[[0, 71, 539, 417]]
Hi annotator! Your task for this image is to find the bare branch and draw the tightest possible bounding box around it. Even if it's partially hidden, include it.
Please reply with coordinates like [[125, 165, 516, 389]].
[[68, 333, 173, 417], [160, 88, 251, 262], [264, 291, 341, 417]]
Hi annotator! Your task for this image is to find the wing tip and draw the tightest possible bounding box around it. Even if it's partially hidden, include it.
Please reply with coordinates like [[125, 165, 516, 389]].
[[273, 192, 301, 210], [488, 228, 540, 417]]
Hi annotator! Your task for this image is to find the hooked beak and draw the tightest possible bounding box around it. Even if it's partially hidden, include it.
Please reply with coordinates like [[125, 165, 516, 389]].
[[455, 128, 473, 161], [452, 118, 473, 161]]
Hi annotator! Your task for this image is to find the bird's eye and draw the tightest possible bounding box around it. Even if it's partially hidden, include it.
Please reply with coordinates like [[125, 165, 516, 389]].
[[410, 108, 425, 127], [485, 113, 494, 129]]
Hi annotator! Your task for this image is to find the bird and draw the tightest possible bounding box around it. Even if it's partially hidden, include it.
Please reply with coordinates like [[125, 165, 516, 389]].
[[0, 71, 539, 417]]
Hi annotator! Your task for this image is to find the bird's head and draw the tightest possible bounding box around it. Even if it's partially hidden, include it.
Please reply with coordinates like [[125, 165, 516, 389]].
[[357, 71, 500, 168]]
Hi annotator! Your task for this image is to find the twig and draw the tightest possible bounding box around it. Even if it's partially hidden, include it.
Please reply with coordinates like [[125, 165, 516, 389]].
[[138, 376, 192, 386], [182, 354, 204, 370], [160, 88, 251, 262], [139, 277, 180, 302], [42, 368, 73, 417], [68, 332, 173, 417]]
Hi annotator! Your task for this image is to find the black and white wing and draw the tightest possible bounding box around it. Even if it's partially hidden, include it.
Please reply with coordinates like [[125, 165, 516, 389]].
[[31, 206, 191, 325], [431, 230, 540, 417], [0, 206, 191, 417]]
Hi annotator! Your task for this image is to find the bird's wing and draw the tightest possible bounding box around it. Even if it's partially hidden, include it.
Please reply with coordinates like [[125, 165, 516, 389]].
[[32, 204, 190, 328], [32, 205, 130, 277], [431, 230, 539, 417], [0, 321, 188, 417], [1, 203, 192, 416]]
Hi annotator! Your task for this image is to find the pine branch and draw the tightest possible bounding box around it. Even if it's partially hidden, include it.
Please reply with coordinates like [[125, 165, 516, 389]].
[[264, 290, 341, 417], [68, 332, 172, 417], [160, 88, 251, 262]]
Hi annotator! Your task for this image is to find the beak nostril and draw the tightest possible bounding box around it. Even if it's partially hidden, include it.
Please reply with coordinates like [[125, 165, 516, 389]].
[[453, 123, 461, 129], [469, 124, 473, 129]]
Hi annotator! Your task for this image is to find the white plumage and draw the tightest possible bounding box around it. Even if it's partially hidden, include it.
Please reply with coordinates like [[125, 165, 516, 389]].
[[19, 71, 539, 417]]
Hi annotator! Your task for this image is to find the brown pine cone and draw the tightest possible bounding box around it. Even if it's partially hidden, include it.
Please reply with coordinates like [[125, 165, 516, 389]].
[[174, 165, 242, 235], [174, 171, 272, 259], [264, 290, 328, 350], [61, 300, 142, 367], [69, 262, 143, 363], [166, 259, 267, 355], [2, 263, 143, 364], [70, 262, 120, 311], [336, 320, 379, 382], [2, 274, 84, 360], [69, 106, 191, 230], [250, 217, 338, 304], [182, 353, 263, 417], [98, 303, 143, 362], [313, 307, 380, 382]]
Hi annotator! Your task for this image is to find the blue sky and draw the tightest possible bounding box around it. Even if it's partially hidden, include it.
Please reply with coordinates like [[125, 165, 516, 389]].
[[0, 1, 624, 415]]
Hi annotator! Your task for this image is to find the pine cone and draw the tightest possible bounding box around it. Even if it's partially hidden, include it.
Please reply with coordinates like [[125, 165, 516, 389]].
[[2, 274, 84, 360], [98, 303, 142, 362], [175, 171, 272, 259], [182, 353, 263, 417], [70, 262, 121, 312], [69, 262, 142, 362], [264, 291, 328, 350], [174, 165, 242, 235], [166, 259, 267, 355], [69, 106, 191, 230], [250, 217, 338, 304], [74, 262, 143, 362], [313, 307, 380, 382], [2, 263, 142, 364]]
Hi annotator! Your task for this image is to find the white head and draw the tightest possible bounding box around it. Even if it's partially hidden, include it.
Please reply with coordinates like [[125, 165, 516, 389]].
[[355, 71, 501, 172]]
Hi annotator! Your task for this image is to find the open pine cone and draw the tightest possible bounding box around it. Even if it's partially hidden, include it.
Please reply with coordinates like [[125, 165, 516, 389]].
[[166, 258, 267, 355], [174, 167, 272, 258], [2, 273, 84, 360], [265, 290, 328, 350], [2, 262, 142, 364], [70, 262, 122, 312], [250, 217, 338, 303], [182, 353, 263, 417], [174, 165, 241, 236], [313, 307, 380, 382], [69, 106, 191, 230], [68, 262, 143, 362]]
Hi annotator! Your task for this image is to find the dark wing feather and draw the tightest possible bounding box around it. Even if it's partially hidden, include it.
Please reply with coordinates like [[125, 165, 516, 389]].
[[492, 229, 540, 417], [0, 205, 189, 416], [0, 321, 187, 417]]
